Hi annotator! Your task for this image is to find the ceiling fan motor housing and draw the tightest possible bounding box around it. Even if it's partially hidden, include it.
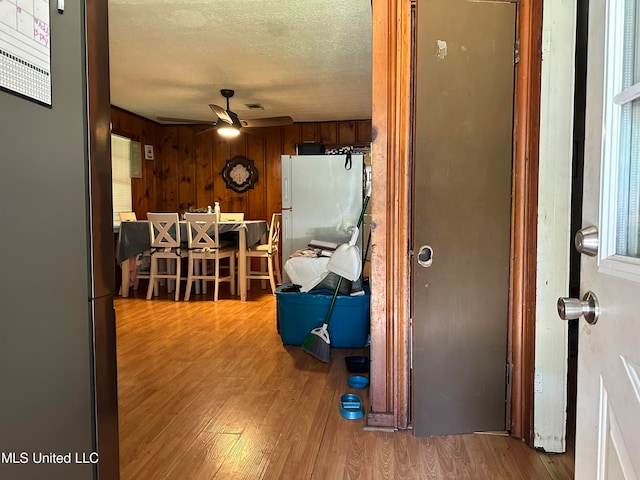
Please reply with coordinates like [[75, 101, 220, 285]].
[[220, 89, 235, 99]]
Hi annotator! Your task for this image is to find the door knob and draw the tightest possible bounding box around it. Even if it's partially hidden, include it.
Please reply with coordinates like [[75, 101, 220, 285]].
[[417, 245, 433, 267], [575, 225, 598, 256], [557, 291, 599, 324]]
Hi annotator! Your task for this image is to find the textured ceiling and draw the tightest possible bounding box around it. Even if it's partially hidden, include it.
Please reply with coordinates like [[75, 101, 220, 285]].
[[108, 0, 373, 125]]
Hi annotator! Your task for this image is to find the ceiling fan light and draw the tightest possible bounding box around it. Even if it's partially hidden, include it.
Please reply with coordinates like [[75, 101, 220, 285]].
[[217, 124, 241, 137], [217, 108, 243, 137]]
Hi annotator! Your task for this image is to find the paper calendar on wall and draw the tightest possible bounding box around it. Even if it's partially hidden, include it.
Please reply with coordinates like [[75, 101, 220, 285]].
[[0, 0, 51, 106]]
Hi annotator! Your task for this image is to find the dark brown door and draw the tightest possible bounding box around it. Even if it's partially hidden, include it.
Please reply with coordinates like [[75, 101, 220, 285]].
[[412, 0, 516, 436]]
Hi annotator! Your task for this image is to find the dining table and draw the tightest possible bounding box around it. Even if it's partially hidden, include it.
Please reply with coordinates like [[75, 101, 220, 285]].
[[116, 219, 268, 301]]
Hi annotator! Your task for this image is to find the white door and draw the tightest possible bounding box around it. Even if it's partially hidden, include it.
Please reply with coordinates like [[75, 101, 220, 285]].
[[570, 0, 640, 477]]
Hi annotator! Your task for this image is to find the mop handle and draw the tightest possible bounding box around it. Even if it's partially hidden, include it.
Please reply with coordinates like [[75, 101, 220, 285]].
[[357, 185, 371, 228], [323, 276, 343, 325]]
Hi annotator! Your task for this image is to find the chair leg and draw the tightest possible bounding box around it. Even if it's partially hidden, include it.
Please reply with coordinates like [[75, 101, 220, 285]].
[[174, 257, 181, 302], [274, 252, 282, 284], [213, 257, 220, 302], [184, 256, 194, 301], [267, 257, 276, 294], [245, 257, 251, 291], [167, 260, 175, 293], [132, 255, 141, 290], [194, 259, 201, 295], [146, 258, 157, 300]]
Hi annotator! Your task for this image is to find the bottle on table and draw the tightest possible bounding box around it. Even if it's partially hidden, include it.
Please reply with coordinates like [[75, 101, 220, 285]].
[[214, 202, 221, 221]]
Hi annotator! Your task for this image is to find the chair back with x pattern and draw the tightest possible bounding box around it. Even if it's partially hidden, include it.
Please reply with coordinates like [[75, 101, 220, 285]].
[[184, 213, 220, 250], [148, 213, 180, 250], [146, 212, 183, 301]]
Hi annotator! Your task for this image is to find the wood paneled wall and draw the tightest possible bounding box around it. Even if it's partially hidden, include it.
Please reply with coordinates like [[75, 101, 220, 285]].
[[111, 107, 372, 221]]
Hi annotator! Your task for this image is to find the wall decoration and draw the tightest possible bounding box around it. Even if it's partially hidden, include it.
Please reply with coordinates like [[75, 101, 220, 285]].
[[221, 155, 258, 193], [0, 0, 52, 106], [130, 141, 142, 178]]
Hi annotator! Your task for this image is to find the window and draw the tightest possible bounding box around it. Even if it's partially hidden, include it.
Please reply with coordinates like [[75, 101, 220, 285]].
[[600, 0, 640, 280], [111, 134, 133, 226]]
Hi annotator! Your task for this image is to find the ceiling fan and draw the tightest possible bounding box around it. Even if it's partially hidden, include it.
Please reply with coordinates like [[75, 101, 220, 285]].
[[157, 89, 293, 137]]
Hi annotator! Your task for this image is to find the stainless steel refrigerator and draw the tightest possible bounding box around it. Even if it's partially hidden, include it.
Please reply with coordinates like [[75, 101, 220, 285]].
[[281, 154, 364, 282], [0, 3, 118, 479]]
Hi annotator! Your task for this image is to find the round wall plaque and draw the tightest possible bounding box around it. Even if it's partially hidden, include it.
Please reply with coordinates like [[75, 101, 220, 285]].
[[221, 155, 258, 193]]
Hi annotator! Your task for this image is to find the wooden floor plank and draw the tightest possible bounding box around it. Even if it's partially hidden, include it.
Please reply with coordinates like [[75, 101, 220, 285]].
[[115, 286, 574, 479]]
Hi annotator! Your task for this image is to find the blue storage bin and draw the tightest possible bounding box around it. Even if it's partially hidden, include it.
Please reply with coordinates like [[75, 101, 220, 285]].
[[276, 284, 370, 348]]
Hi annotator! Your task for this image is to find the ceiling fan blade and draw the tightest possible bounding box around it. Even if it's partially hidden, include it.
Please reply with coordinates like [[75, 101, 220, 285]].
[[209, 104, 233, 125], [195, 126, 217, 136], [238, 127, 267, 137], [157, 116, 215, 125], [241, 116, 294, 128]]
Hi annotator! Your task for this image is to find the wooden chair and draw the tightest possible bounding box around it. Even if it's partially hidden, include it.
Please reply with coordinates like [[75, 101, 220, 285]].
[[146, 213, 185, 301], [243, 213, 282, 294], [184, 213, 237, 301], [219, 212, 245, 222], [118, 211, 137, 222], [118, 212, 151, 295]]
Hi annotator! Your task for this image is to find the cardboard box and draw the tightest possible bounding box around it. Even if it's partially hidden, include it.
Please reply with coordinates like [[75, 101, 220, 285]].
[[275, 284, 370, 348]]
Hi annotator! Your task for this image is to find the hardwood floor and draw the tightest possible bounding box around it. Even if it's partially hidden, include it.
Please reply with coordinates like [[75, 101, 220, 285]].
[[115, 286, 575, 479]]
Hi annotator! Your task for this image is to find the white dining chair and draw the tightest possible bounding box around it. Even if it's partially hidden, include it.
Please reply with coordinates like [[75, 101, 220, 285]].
[[146, 213, 185, 301], [184, 213, 237, 301], [243, 212, 282, 294]]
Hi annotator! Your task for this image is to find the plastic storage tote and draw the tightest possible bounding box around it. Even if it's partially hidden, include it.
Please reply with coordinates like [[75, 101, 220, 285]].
[[275, 284, 370, 348]]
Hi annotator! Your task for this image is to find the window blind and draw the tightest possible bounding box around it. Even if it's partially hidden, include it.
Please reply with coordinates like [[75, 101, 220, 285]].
[[111, 134, 133, 226]]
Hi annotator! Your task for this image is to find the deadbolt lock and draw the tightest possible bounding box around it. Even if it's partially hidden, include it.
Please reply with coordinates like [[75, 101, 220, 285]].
[[575, 226, 598, 257]]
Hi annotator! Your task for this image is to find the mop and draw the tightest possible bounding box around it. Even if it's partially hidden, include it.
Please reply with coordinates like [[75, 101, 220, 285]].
[[301, 184, 371, 362]]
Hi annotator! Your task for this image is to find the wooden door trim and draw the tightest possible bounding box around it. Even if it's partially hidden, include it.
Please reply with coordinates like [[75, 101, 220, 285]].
[[368, 0, 541, 445], [509, 0, 542, 444], [367, 0, 413, 429], [87, 0, 121, 477]]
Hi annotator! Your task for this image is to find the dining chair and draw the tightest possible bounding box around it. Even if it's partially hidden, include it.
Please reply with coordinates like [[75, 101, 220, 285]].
[[219, 212, 245, 222], [243, 212, 282, 294], [184, 213, 237, 301], [118, 211, 137, 222], [146, 212, 185, 301], [118, 212, 151, 295]]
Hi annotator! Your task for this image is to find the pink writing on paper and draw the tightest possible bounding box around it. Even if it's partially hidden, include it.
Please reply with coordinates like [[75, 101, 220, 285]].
[[33, 18, 49, 47]]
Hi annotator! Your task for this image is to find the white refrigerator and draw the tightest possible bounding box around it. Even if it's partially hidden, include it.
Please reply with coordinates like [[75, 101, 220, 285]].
[[281, 154, 364, 281]]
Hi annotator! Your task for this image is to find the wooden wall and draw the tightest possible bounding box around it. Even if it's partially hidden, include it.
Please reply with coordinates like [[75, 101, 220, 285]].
[[110, 107, 372, 221]]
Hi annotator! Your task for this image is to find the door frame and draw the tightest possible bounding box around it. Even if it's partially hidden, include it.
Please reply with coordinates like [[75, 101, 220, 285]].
[[367, 0, 542, 444], [87, 0, 121, 477]]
